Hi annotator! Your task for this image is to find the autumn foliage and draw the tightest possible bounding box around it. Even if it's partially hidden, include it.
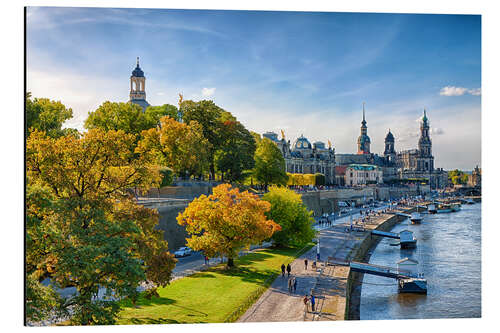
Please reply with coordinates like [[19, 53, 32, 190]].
[[177, 184, 281, 267]]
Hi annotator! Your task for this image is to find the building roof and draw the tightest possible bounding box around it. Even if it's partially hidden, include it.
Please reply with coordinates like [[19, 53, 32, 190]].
[[293, 135, 312, 150], [130, 99, 150, 111], [132, 57, 145, 77], [347, 164, 379, 171], [385, 129, 394, 142]]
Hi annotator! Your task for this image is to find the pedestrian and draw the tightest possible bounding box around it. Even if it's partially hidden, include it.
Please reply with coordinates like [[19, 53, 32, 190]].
[[281, 264, 286, 277], [303, 295, 309, 312], [304, 259, 308, 270], [288, 277, 293, 293], [293, 277, 297, 292], [311, 294, 316, 312], [286, 263, 291, 277]]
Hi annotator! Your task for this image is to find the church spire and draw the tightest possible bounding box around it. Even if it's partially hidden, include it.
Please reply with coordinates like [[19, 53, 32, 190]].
[[136, 56, 140, 67]]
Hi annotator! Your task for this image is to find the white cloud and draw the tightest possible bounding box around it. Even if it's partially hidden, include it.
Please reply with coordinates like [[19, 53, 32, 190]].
[[468, 88, 481, 96], [440, 86, 468, 96], [431, 127, 445, 135], [201, 87, 216, 97], [439, 86, 481, 96]]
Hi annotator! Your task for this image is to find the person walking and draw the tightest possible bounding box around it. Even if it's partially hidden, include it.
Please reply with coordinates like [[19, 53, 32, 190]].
[[293, 277, 297, 293], [311, 294, 316, 312], [281, 264, 286, 277], [303, 295, 309, 312], [286, 263, 291, 277], [304, 259, 308, 270], [288, 277, 293, 293]]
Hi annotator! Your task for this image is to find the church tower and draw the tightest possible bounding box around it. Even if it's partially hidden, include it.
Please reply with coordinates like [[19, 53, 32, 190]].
[[417, 109, 434, 172], [129, 57, 150, 111], [357, 102, 371, 154], [384, 129, 396, 163]]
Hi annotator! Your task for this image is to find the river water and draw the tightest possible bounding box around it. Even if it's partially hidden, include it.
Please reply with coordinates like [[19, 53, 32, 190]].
[[360, 203, 481, 320]]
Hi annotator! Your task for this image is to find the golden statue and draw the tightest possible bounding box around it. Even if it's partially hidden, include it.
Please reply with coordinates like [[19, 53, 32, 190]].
[[178, 93, 184, 106], [328, 139, 332, 149], [280, 129, 286, 141]]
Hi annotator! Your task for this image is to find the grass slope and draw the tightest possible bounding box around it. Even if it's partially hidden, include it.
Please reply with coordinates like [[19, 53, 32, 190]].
[[117, 244, 312, 324]]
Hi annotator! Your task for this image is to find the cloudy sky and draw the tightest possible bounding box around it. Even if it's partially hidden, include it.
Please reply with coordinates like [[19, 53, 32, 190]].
[[26, 7, 481, 170]]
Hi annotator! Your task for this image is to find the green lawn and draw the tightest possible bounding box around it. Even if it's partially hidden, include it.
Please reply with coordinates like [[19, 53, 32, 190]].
[[116, 244, 312, 324]]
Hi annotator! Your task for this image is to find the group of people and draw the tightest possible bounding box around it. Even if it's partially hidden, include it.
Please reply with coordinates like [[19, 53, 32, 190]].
[[303, 294, 316, 312], [281, 263, 299, 294]]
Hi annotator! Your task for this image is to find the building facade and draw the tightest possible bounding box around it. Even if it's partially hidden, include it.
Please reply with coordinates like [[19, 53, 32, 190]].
[[345, 164, 383, 186], [129, 57, 150, 111], [263, 132, 336, 185]]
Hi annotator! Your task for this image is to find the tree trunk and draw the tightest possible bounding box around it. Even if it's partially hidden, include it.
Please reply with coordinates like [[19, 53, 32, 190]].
[[227, 257, 234, 267]]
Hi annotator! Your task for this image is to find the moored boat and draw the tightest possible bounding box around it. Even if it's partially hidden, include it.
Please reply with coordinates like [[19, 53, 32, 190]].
[[451, 203, 461, 212], [436, 203, 452, 213], [410, 212, 423, 224], [428, 204, 437, 214]]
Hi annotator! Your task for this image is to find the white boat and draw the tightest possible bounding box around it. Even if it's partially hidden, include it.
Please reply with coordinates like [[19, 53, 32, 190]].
[[428, 204, 437, 214], [410, 212, 423, 224]]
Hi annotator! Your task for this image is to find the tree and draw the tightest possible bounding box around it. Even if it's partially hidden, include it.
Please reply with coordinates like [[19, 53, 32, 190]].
[[315, 173, 326, 186], [181, 100, 225, 179], [177, 184, 281, 267], [84, 101, 149, 135], [26, 92, 74, 138], [144, 104, 179, 124], [262, 186, 316, 247], [448, 169, 469, 185], [253, 138, 288, 187], [215, 118, 256, 182], [26, 129, 176, 325], [137, 116, 209, 179]]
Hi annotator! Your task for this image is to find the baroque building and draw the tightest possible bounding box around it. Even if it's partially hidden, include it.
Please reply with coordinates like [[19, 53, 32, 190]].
[[396, 110, 447, 189], [129, 57, 150, 111], [263, 131, 336, 185]]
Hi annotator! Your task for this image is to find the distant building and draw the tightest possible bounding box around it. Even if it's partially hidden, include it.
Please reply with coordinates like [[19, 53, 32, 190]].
[[345, 164, 383, 186], [357, 103, 371, 154], [468, 165, 481, 187], [263, 132, 336, 185], [335, 166, 347, 186], [129, 57, 150, 111], [396, 110, 447, 189]]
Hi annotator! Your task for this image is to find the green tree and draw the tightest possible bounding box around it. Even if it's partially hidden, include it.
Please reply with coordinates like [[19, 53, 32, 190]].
[[144, 104, 179, 124], [181, 100, 225, 179], [26, 129, 176, 325], [314, 173, 326, 186], [84, 101, 149, 135], [215, 118, 256, 182], [253, 138, 288, 187], [26, 93, 74, 138], [262, 186, 316, 247]]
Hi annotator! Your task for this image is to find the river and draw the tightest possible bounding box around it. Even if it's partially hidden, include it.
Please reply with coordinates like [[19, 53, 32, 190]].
[[360, 203, 481, 320]]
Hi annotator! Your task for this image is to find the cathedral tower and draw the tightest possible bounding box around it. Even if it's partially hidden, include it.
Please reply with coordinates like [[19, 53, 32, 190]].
[[129, 57, 150, 111], [357, 102, 371, 154], [417, 109, 434, 172], [384, 129, 396, 163]]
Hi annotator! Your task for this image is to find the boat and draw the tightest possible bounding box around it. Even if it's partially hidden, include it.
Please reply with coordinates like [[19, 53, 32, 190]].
[[451, 203, 461, 212], [410, 212, 423, 224], [427, 204, 437, 214], [398, 277, 427, 294], [399, 230, 417, 249], [436, 203, 452, 213]]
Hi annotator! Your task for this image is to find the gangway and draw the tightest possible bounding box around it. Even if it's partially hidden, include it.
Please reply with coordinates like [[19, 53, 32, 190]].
[[349, 261, 427, 294], [370, 229, 417, 249]]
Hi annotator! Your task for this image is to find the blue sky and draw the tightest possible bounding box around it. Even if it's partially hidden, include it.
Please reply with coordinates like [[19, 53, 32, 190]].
[[26, 7, 481, 170]]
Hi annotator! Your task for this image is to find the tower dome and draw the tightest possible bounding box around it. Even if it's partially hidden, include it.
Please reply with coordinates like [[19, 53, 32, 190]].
[[385, 129, 395, 142], [131, 57, 144, 77], [293, 135, 312, 150]]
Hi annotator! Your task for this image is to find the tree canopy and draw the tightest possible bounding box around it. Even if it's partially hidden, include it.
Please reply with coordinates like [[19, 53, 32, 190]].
[[26, 93, 74, 138], [177, 184, 281, 267], [253, 138, 288, 187], [137, 116, 209, 179], [26, 129, 176, 325], [262, 186, 316, 247], [84, 101, 150, 135], [448, 169, 469, 185]]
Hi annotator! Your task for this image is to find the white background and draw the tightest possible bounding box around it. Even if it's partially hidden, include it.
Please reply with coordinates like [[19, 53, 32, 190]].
[[1, 0, 497, 332]]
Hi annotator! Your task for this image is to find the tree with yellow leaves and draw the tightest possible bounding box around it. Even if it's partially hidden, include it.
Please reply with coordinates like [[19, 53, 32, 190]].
[[26, 129, 176, 325], [137, 116, 209, 179], [177, 184, 281, 267]]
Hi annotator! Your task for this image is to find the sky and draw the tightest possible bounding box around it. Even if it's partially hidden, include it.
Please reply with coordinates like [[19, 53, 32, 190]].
[[26, 7, 481, 170]]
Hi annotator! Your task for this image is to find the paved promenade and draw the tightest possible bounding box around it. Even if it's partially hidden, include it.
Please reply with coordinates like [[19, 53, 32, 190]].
[[238, 206, 412, 322]]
